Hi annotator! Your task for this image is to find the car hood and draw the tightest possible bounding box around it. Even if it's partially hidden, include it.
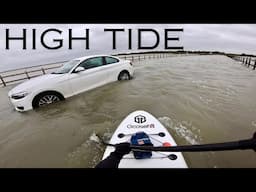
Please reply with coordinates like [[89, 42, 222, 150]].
[[8, 74, 65, 96]]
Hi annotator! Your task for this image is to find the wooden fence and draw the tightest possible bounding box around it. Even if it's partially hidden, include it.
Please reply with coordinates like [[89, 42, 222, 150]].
[[0, 53, 174, 87], [233, 56, 256, 70]]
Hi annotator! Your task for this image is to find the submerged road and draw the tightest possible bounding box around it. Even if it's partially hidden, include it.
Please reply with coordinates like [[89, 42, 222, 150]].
[[0, 55, 256, 168]]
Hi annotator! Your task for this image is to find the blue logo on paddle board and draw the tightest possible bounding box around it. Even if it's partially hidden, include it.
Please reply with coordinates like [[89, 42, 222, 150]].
[[134, 115, 146, 124]]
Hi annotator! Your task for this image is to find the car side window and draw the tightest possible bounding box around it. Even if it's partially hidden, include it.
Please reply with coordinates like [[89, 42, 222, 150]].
[[105, 57, 119, 65], [79, 57, 104, 69]]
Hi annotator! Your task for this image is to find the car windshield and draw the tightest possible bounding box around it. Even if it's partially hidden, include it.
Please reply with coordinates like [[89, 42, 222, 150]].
[[52, 60, 80, 74]]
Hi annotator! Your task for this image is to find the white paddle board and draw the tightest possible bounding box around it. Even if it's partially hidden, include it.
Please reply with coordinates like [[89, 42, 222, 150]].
[[102, 110, 188, 168]]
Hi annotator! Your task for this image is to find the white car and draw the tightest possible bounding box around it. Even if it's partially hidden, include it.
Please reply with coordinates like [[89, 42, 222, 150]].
[[8, 55, 134, 112]]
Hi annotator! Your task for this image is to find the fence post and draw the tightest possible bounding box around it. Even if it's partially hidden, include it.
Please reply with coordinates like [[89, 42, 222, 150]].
[[41, 68, 46, 74], [124, 56, 126, 60], [25, 71, 30, 79], [0, 75, 6, 87], [254, 60, 256, 70], [248, 57, 251, 67], [132, 56, 134, 61], [139, 55, 140, 61]]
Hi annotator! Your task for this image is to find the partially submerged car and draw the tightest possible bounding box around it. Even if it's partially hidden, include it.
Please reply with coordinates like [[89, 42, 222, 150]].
[[8, 55, 134, 112]]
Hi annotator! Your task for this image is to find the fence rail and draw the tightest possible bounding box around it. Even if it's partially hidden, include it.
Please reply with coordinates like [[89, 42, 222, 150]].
[[0, 63, 64, 87], [233, 56, 256, 70], [0, 53, 174, 87]]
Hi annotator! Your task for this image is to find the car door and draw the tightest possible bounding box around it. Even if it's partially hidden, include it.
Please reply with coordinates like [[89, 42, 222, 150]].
[[103, 56, 121, 82], [68, 57, 107, 95]]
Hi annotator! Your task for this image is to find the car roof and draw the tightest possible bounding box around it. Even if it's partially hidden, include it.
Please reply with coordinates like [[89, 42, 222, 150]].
[[75, 55, 119, 61]]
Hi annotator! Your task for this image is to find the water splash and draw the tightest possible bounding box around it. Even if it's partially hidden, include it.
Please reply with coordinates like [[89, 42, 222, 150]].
[[102, 132, 113, 142], [192, 80, 210, 89], [158, 116, 201, 145], [251, 121, 256, 127], [158, 116, 174, 128], [65, 132, 104, 167], [89, 132, 100, 143], [199, 96, 213, 105], [224, 87, 236, 96]]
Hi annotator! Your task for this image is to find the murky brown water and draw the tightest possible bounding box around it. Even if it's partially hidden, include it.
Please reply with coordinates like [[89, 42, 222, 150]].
[[0, 55, 256, 168]]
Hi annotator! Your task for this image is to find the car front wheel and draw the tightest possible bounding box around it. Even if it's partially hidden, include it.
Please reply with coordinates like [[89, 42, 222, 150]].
[[32, 91, 64, 108]]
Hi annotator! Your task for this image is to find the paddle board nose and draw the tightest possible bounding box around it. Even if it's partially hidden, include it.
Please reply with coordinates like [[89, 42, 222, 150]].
[[101, 110, 188, 168]]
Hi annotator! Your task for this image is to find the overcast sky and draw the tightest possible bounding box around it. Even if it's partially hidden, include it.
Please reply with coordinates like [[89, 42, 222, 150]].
[[0, 24, 256, 72]]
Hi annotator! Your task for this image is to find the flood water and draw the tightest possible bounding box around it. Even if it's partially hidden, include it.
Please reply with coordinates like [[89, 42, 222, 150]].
[[0, 55, 256, 168]]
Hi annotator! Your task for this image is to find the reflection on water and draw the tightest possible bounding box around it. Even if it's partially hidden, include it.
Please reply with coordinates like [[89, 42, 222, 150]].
[[0, 55, 256, 168]]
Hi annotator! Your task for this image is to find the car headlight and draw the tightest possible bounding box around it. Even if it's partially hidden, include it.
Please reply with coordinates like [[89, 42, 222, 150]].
[[11, 91, 29, 100]]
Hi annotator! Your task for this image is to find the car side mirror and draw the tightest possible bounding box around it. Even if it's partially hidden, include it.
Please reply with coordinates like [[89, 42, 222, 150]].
[[74, 66, 85, 73]]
